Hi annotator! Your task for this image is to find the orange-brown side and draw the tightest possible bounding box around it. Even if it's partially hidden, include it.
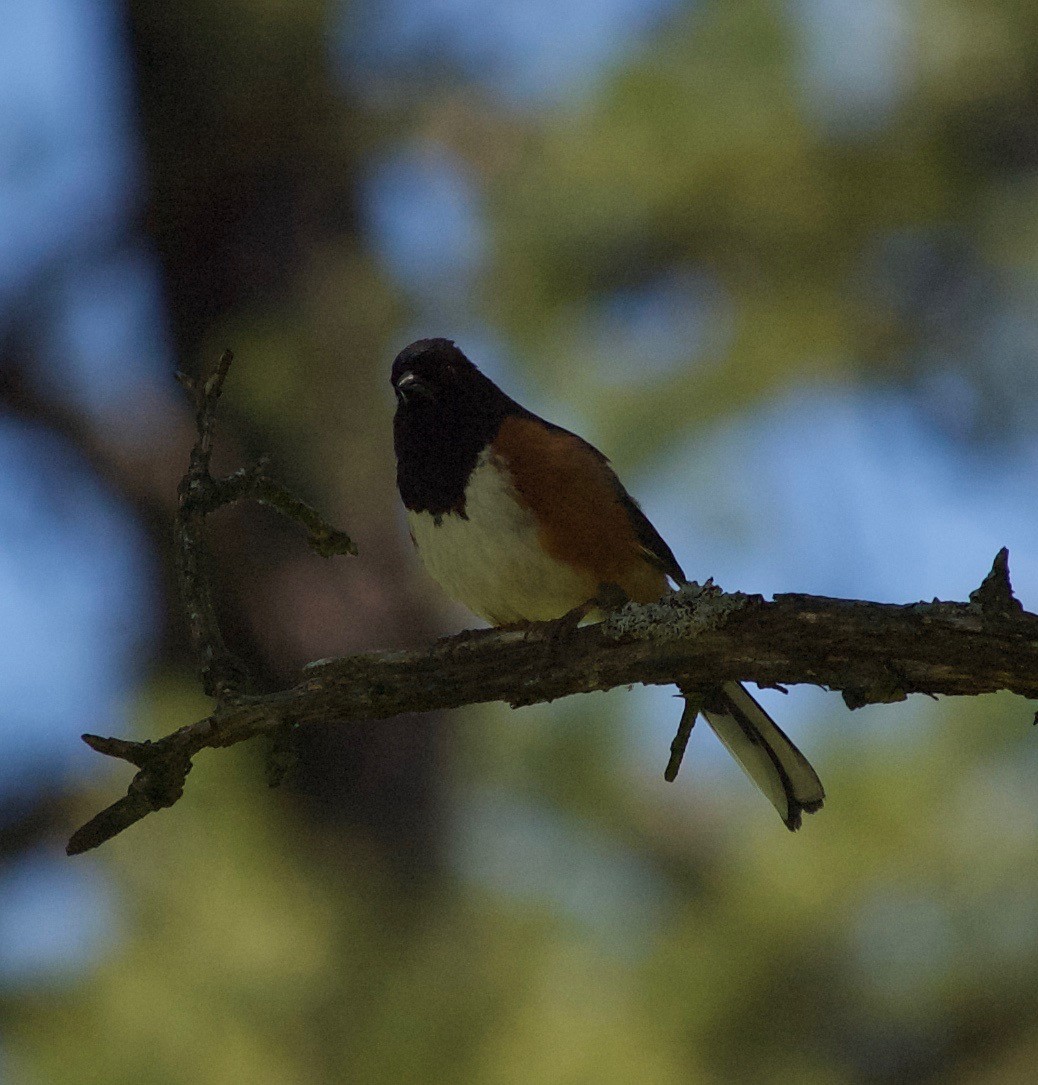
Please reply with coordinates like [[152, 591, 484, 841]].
[[492, 414, 669, 604]]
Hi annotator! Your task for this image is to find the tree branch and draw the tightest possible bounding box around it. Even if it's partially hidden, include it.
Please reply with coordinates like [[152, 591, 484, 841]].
[[172, 351, 357, 700], [69, 561, 1038, 854], [66, 356, 1038, 854]]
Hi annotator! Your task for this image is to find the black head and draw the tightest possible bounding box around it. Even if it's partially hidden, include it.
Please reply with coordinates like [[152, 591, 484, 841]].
[[391, 338, 519, 517], [390, 338, 492, 409]]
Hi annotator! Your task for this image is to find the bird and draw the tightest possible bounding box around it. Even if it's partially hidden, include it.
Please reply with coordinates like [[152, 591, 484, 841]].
[[391, 337, 825, 830]]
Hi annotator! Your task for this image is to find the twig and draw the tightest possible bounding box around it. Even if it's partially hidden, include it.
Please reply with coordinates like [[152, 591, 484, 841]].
[[665, 693, 701, 782], [970, 547, 1024, 616], [174, 350, 244, 701], [173, 351, 356, 700], [67, 351, 356, 855]]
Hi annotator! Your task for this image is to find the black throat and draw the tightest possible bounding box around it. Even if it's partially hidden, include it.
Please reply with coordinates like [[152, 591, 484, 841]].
[[394, 391, 513, 520]]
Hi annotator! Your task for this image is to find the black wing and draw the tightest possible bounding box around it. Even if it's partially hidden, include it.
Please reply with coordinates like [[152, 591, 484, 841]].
[[616, 488, 687, 585]]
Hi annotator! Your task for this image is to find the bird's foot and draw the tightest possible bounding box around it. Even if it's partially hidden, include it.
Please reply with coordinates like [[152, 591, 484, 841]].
[[541, 583, 629, 642]]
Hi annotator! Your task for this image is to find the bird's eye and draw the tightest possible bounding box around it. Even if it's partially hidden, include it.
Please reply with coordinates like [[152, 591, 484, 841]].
[[394, 371, 435, 401]]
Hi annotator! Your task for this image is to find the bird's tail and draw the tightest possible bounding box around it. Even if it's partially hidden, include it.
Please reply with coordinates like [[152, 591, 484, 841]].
[[698, 681, 825, 831]]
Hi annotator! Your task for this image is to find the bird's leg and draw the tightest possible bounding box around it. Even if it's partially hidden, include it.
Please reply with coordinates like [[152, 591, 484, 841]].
[[592, 582, 630, 613], [541, 582, 629, 640]]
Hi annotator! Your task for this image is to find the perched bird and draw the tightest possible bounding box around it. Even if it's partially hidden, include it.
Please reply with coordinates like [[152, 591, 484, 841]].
[[391, 337, 824, 830]]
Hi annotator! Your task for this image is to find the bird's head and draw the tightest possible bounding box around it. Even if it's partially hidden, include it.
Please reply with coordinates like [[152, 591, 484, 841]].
[[390, 338, 497, 415]]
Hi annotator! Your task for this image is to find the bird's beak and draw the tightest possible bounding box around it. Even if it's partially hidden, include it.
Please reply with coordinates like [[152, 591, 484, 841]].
[[395, 371, 434, 400]]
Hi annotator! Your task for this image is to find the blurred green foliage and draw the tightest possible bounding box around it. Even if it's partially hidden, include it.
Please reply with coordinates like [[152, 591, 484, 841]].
[[7, 0, 1038, 1082]]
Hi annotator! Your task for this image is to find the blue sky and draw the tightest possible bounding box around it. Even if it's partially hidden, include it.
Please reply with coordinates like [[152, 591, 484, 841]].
[[0, 0, 166, 987]]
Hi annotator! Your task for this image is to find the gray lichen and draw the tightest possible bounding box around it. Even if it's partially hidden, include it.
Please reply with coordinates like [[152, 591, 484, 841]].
[[603, 581, 757, 642]]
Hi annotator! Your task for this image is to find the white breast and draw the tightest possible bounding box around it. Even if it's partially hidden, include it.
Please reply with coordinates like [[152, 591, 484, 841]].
[[407, 449, 595, 625]]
